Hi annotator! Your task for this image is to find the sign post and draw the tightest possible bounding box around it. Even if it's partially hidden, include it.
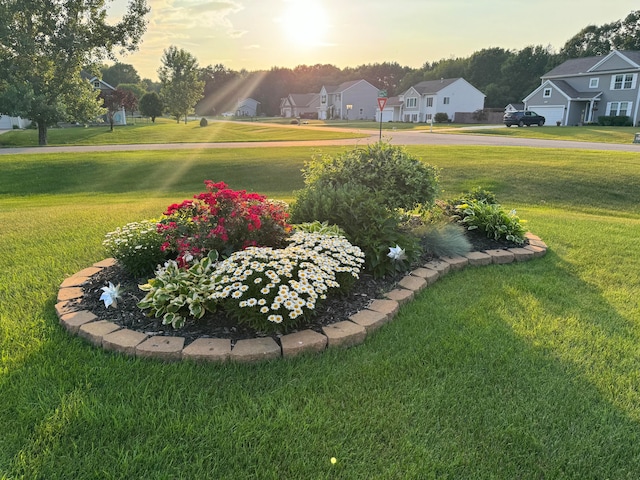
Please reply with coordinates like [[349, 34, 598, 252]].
[[377, 90, 388, 141]]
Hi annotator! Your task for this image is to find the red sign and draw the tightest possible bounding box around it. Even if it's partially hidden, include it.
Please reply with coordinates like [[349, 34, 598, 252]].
[[377, 97, 387, 111]]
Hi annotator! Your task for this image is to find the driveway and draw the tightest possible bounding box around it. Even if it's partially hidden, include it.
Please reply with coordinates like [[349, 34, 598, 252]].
[[1, 127, 640, 154]]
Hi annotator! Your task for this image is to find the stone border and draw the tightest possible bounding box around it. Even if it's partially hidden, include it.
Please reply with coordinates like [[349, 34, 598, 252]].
[[55, 233, 548, 363]]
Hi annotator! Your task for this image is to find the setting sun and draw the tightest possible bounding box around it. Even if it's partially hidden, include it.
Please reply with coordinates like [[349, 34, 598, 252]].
[[280, 0, 330, 47]]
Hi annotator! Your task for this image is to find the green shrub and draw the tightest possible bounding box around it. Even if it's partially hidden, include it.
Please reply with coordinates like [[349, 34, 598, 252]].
[[597, 115, 632, 127], [300, 142, 440, 211], [454, 200, 527, 244], [434, 112, 449, 123], [199, 117, 208, 127], [292, 221, 346, 237], [291, 183, 420, 277], [103, 220, 167, 276]]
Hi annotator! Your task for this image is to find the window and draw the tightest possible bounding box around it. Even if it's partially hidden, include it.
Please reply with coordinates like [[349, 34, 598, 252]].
[[425, 113, 432, 122], [543, 88, 552, 98], [607, 101, 632, 116], [93, 81, 100, 89], [321, 95, 327, 104], [443, 97, 450, 105], [611, 74, 636, 90], [426, 97, 433, 107], [589, 78, 599, 88], [406, 97, 417, 108]]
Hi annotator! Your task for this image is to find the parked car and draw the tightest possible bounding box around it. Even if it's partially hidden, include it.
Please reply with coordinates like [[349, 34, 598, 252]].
[[504, 110, 545, 127]]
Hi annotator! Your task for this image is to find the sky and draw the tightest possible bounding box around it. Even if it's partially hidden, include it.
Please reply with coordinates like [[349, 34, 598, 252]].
[[110, 0, 638, 81]]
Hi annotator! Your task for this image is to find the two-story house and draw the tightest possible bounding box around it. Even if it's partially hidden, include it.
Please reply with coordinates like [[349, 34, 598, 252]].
[[523, 50, 640, 126], [317, 80, 379, 120], [379, 78, 485, 123]]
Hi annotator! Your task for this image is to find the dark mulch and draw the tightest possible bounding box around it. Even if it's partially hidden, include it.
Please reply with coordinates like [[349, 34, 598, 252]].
[[74, 230, 525, 347]]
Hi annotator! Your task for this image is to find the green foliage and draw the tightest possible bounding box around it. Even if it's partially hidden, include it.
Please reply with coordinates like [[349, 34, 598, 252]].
[[413, 222, 472, 257], [597, 115, 633, 127], [199, 117, 208, 127], [291, 183, 420, 278], [138, 92, 164, 122], [292, 221, 346, 236], [434, 112, 449, 123], [103, 220, 167, 276], [454, 200, 527, 244], [159, 46, 205, 123], [138, 252, 219, 329], [301, 142, 440, 211]]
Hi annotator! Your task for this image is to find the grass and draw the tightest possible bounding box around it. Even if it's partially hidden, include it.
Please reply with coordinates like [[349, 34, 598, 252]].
[[0, 118, 365, 147], [456, 125, 640, 144], [2, 145, 640, 478]]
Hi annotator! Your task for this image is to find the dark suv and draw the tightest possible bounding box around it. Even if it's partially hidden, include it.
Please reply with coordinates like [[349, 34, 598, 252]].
[[503, 110, 545, 127]]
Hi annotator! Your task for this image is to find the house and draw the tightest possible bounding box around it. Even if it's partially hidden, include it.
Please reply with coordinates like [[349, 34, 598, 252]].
[[377, 96, 404, 122], [236, 98, 260, 117], [523, 50, 640, 126], [280, 93, 320, 118], [385, 78, 485, 123], [318, 80, 379, 120], [81, 72, 126, 125]]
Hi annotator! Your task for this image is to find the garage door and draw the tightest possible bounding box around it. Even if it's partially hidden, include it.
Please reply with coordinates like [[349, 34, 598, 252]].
[[527, 106, 565, 125], [0, 115, 13, 129]]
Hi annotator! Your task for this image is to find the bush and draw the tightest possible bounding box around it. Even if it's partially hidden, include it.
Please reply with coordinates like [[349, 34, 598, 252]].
[[413, 222, 472, 258], [434, 112, 449, 123], [199, 117, 208, 127], [453, 200, 527, 244], [597, 115, 632, 127], [158, 181, 290, 266], [291, 183, 420, 277], [300, 142, 440, 211], [103, 220, 168, 276]]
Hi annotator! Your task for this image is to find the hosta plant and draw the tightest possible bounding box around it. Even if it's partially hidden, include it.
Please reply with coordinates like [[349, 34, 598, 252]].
[[454, 200, 527, 244]]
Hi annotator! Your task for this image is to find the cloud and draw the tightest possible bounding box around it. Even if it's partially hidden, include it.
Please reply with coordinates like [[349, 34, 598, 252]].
[[148, 0, 245, 37]]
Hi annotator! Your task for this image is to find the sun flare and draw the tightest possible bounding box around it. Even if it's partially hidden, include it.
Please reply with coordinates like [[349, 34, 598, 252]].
[[280, 1, 330, 47]]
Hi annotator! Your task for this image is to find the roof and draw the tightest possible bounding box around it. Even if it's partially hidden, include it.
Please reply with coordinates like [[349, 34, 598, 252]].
[[543, 50, 640, 78], [410, 78, 460, 95], [325, 79, 375, 94], [289, 93, 319, 107], [551, 80, 602, 100]]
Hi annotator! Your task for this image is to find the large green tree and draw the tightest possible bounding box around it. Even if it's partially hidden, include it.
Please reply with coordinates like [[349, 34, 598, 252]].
[[100, 62, 141, 87], [0, 0, 149, 145], [158, 46, 204, 123]]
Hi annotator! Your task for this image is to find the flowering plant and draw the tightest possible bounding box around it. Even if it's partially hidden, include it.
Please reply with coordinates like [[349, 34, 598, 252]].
[[158, 181, 290, 267], [103, 220, 167, 276], [208, 232, 365, 332]]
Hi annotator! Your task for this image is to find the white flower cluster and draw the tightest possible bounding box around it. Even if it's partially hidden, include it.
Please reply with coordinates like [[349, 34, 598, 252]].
[[209, 232, 364, 325], [103, 220, 160, 253]]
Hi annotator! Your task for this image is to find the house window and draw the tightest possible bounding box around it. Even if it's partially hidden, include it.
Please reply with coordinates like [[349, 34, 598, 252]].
[[406, 97, 417, 108], [543, 88, 552, 98], [321, 95, 327, 104], [607, 101, 632, 116], [443, 97, 450, 105], [93, 81, 100, 89], [359, 108, 363, 115], [589, 78, 599, 88], [611, 74, 636, 90], [426, 97, 433, 107], [425, 113, 432, 122]]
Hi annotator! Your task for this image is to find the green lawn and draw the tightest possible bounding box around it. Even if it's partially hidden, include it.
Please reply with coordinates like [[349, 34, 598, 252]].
[[2, 145, 640, 478], [0, 118, 365, 147], [457, 125, 640, 144]]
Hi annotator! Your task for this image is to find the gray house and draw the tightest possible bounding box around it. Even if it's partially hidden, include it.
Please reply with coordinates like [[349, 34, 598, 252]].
[[523, 50, 640, 126], [318, 80, 379, 120]]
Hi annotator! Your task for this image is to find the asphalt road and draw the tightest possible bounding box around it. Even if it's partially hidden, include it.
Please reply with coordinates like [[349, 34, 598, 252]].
[[2, 127, 640, 154]]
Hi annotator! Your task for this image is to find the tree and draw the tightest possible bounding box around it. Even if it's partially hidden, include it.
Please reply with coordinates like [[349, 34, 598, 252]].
[[99, 88, 136, 131], [101, 62, 141, 87], [158, 46, 204, 123], [0, 0, 149, 145], [561, 11, 640, 58], [139, 92, 164, 122]]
